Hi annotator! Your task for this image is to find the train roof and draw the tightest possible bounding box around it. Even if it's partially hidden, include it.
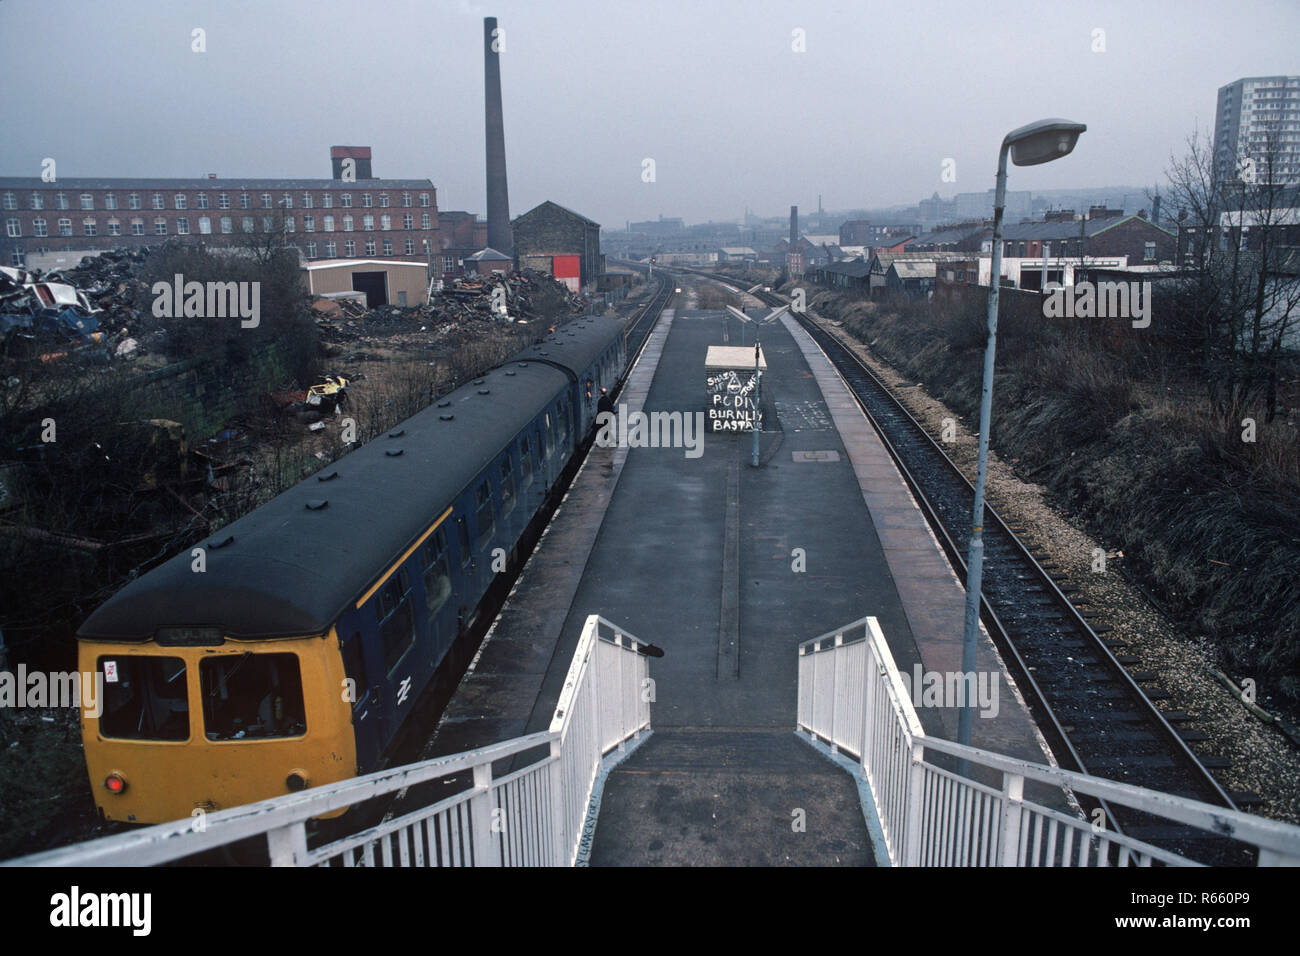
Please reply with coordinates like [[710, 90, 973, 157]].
[[78, 360, 572, 642], [510, 315, 627, 379]]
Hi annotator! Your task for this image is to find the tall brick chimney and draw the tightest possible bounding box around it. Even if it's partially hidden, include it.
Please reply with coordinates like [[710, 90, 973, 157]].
[[789, 205, 798, 246], [484, 16, 512, 255], [331, 145, 373, 180]]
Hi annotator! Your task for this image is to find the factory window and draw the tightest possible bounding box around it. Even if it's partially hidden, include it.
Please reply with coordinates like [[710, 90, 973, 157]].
[[405, 239, 414, 255], [285, 217, 295, 233], [499, 457, 516, 515], [176, 217, 188, 235], [260, 193, 272, 208], [403, 213, 413, 230], [361, 193, 372, 208], [239, 193, 250, 209], [1, 193, 15, 210], [344, 240, 355, 256], [58, 218, 73, 236], [281, 193, 293, 209], [220, 216, 233, 234], [106, 219, 120, 236], [419, 193, 431, 207], [9, 251, 23, 267], [474, 480, 495, 550], [195, 193, 208, 209], [5, 218, 19, 238], [126, 193, 140, 210], [30, 193, 43, 210], [242, 216, 254, 233], [302, 193, 313, 209], [323, 215, 334, 232], [382, 240, 393, 255], [365, 239, 376, 256], [98, 656, 189, 741], [379, 193, 390, 208], [421, 214, 431, 230], [152, 193, 165, 209], [421, 528, 452, 617], [304, 215, 314, 232], [174, 193, 187, 210], [198, 216, 211, 234], [402, 192, 412, 207], [342, 215, 353, 232], [341, 193, 353, 208], [322, 193, 333, 209], [56, 193, 70, 210], [262, 216, 274, 232], [380, 215, 391, 231], [325, 241, 336, 257], [83, 218, 97, 236], [1144, 241, 1156, 261], [80, 193, 94, 210], [201, 653, 305, 740], [305, 241, 316, 258], [363, 215, 374, 231], [443, 256, 454, 272], [154, 218, 167, 235], [32, 218, 47, 237], [377, 568, 416, 674]]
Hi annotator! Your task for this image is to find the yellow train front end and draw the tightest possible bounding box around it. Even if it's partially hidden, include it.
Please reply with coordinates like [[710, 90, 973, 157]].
[[79, 629, 356, 825]]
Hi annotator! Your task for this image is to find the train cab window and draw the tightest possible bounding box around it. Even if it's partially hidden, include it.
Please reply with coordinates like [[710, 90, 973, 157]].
[[377, 568, 416, 674], [98, 656, 189, 741], [421, 527, 452, 617], [499, 457, 516, 515], [540, 415, 551, 461], [456, 515, 471, 566], [519, 436, 533, 485], [200, 653, 305, 740], [474, 480, 495, 550]]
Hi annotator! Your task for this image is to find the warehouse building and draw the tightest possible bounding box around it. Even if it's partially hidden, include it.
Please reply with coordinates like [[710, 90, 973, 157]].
[[511, 201, 602, 292]]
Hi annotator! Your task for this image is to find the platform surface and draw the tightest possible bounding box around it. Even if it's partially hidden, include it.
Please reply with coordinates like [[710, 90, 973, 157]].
[[427, 304, 1055, 864]]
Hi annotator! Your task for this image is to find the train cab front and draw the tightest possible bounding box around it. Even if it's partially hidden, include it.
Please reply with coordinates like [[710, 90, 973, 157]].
[[78, 627, 356, 825]]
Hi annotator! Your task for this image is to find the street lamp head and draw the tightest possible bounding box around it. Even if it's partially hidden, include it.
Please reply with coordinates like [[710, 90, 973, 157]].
[[1003, 118, 1086, 166]]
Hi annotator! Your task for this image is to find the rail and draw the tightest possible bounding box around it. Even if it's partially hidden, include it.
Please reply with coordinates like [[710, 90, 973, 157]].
[[797, 617, 1300, 867], [8, 614, 653, 867]]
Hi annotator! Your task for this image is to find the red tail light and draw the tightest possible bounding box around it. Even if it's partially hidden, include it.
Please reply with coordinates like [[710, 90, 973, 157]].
[[104, 773, 127, 794]]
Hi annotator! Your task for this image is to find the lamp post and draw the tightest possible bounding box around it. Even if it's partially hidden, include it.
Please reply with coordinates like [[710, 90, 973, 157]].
[[958, 119, 1086, 756]]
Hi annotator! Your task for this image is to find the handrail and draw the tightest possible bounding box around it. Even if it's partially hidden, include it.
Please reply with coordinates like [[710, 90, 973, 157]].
[[7, 614, 654, 867], [797, 616, 1300, 867]]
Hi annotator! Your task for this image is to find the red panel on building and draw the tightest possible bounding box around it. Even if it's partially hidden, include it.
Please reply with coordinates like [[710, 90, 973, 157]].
[[552, 254, 580, 279]]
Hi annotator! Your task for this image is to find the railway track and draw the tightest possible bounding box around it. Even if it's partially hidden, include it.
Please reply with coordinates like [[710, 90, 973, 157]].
[[705, 271, 1249, 863]]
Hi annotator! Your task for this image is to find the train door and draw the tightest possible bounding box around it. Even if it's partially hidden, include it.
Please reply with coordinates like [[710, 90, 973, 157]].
[[371, 564, 420, 747], [338, 619, 383, 772]]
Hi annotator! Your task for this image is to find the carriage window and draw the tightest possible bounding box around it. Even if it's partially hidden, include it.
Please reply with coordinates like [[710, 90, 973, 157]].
[[98, 656, 189, 741], [540, 415, 550, 460], [421, 528, 452, 617], [456, 515, 471, 566], [377, 568, 415, 674], [499, 457, 516, 514], [200, 653, 305, 740], [520, 436, 533, 484], [474, 480, 495, 549]]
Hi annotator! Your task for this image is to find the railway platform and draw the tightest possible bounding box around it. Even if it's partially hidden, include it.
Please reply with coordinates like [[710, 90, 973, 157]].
[[424, 302, 1053, 865]]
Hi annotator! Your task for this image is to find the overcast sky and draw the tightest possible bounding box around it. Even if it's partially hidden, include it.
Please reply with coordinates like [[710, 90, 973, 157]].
[[1, 0, 1295, 227]]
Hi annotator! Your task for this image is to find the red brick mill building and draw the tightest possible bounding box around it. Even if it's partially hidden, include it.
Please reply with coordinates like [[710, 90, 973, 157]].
[[0, 147, 471, 274]]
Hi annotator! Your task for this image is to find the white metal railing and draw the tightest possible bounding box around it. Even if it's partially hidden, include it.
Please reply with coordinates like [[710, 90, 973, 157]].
[[7, 615, 652, 867], [798, 616, 1300, 867]]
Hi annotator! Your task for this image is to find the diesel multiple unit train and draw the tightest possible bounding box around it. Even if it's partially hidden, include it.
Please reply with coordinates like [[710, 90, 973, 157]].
[[76, 315, 628, 824]]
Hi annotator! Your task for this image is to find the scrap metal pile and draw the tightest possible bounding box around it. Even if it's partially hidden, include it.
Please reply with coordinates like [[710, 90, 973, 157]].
[[312, 267, 589, 343], [0, 249, 151, 361]]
